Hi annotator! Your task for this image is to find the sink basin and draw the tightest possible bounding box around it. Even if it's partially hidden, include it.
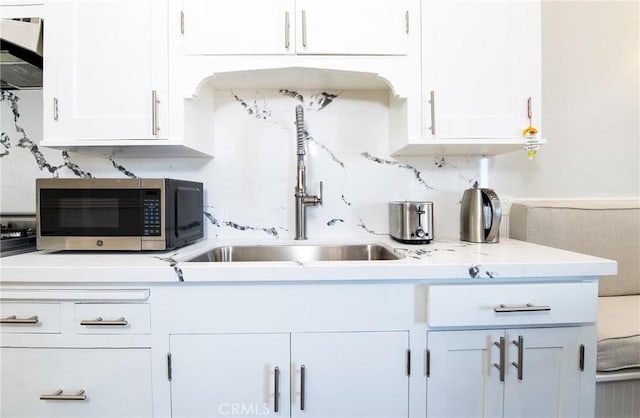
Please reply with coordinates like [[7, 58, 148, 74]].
[[186, 244, 401, 262]]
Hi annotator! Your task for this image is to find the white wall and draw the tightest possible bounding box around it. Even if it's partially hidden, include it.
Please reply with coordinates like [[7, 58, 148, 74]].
[[494, 0, 640, 199]]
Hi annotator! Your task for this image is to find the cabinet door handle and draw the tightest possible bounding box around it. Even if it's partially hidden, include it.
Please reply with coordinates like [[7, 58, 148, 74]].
[[284, 11, 290, 49], [40, 389, 86, 401], [274, 366, 280, 413], [300, 364, 306, 411], [512, 335, 524, 380], [80, 317, 128, 326], [301, 10, 307, 48], [428, 90, 436, 135], [0, 315, 39, 324], [494, 303, 551, 313], [152, 90, 160, 136], [493, 337, 505, 382]]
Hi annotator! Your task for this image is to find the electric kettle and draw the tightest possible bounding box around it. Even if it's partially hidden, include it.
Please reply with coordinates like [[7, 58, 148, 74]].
[[460, 188, 502, 243]]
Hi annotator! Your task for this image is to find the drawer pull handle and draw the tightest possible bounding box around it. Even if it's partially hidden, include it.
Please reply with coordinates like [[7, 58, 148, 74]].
[[494, 304, 551, 313], [80, 317, 128, 326], [1, 315, 39, 324], [40, 389, 86, 401]]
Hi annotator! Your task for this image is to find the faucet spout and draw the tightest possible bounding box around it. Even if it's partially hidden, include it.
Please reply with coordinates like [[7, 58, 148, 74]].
[[294, 105, 322, 240]]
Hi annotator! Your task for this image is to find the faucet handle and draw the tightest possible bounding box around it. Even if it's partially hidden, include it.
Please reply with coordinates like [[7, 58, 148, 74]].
[[316, 181, 323, 205]]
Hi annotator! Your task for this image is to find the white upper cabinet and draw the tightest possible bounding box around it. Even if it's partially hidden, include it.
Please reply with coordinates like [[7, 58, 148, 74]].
[[422, 0, 541, 139], [183, 0, 294, 55], [295, 0, 409, 55], [392, 0, 543, 156], [43, 0, 167, 141], [182, 0, 410, 56]]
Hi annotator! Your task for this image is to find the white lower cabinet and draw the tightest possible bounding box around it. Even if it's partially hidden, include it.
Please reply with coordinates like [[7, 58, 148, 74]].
[[427, 327, 583, 418], [0, 347, 153, 418], [169, 331, 409, 418], [170, 333, 291, 417], [290, 332, 409, 418]]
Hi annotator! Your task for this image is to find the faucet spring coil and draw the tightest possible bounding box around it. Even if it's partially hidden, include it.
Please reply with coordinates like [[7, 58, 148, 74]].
[[295, 105, 306, 155]]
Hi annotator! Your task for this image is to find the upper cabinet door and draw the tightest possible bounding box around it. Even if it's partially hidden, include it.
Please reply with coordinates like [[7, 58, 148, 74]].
[[183, 0, 295, 55], [295, 0, 410, 55], [44, 0, 167, 140], [422, 0, 541, 139], [181, 0, 410, 56]]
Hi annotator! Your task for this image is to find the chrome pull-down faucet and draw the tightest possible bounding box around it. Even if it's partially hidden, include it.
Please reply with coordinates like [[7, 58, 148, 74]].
[[294, 105, 322, 240]]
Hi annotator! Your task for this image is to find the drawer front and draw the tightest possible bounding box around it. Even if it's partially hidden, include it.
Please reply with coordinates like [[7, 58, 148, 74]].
[[74, 303, 150, 335], [0, 347, 152, 418], [0, 303, 61, 334], [427, 282, 598, 327]]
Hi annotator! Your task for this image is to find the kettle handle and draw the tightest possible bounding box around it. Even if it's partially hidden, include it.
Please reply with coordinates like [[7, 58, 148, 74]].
[[482, 189, 502, 242]]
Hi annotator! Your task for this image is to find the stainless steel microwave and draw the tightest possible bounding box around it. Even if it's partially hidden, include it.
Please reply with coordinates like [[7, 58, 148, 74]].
[[36, 178, 204, 251]]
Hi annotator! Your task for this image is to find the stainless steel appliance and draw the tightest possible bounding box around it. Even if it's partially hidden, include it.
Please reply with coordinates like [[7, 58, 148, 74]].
[[0, 214, 37, 257], [389, 201, 433, 244], [460, 188, 502, 243], [36, 178, 203, 251]]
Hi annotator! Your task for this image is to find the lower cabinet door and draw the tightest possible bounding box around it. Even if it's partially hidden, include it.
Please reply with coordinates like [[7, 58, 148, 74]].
[[427, 329, 505, 418], [502, 327, 582, 418], [427, 327, 583, 418], [290, 331, 410, 418], [0, 347, 152, 418], [170, 333, 291, 418]]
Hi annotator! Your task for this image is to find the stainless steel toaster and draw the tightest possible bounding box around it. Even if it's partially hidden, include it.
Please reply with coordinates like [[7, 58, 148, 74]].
[[388, 201, 434, 244]]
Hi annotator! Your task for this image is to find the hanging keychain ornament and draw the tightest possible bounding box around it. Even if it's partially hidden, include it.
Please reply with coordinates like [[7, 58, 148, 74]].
[[522, 97, 540, 159]]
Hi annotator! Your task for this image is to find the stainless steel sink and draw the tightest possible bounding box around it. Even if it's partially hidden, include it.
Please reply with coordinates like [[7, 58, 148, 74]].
[[186, 244, 401, 262]]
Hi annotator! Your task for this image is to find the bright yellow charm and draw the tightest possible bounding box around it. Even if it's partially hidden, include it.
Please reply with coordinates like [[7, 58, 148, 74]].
[[522, 126, 538, 137]]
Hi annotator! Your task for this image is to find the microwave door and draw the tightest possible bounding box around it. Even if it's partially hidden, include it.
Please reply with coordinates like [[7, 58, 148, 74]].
[[38, 188, 144, 250]]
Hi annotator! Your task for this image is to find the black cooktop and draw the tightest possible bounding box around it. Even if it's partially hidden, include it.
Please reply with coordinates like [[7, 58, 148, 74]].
[[0, 214, 37, 257]]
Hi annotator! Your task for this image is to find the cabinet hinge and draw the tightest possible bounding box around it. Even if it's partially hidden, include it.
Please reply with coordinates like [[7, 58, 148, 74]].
[[406, 349, 411, 376], [180, 11, 184, 34], [579, 344, 585, 371], [426, 350, 430, 377], [53, 97, 59, 121], [405, 11, 409, 34], [167, 352, 173, 381]]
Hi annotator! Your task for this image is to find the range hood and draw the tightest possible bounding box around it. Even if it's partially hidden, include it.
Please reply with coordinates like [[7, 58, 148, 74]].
[[0, 18, 43, 90]]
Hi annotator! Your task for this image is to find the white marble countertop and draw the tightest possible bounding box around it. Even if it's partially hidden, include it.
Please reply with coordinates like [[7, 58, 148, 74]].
[[0, 237, 617, 284]]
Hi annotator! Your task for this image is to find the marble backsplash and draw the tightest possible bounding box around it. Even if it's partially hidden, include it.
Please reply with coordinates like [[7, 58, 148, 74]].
[[1, 88, 487, 241]]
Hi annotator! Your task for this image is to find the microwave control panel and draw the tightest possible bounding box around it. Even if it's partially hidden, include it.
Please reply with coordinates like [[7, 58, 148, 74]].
[[142, 190, 161, 236]]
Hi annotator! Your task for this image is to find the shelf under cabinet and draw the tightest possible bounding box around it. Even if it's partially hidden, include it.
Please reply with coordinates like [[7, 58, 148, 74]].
[[39, 140, 213, 158], [391, 137, 547, 157]]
